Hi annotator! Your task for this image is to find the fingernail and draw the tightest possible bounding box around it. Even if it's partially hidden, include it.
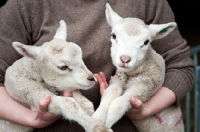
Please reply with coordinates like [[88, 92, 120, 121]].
[[131, 97, 136, 103], [94, 73, 98, 76], [43, 94, 50, 100]]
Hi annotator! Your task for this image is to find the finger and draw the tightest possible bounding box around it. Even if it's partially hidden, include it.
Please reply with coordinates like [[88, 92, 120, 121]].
[[99, 72, 109, 88], [125, 97, 142, 117], [100, 83, 106, 96], [125, 111, 141, 120], [94, 73, 103, 85], [130, 97, 143, 109], [99, 72, 106, 82], [38, 94, 51, 112], [63, 90, 73, 97], [125, 111, 132, 117], [100, 72, 108, 88]]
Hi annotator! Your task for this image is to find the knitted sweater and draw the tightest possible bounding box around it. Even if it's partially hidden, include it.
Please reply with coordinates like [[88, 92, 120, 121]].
[[0, 0, 194, 131]]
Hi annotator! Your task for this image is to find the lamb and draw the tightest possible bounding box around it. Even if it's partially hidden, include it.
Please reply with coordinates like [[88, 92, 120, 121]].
[[0, 20, 113, 132], [92, 3, 184, 132]]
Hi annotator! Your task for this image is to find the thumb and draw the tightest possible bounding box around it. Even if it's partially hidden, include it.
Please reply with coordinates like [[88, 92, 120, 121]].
[[38, 94, 51, 112], [130, 96, 143, 108]]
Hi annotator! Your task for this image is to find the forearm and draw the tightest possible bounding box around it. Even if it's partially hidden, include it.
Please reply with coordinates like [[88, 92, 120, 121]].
[[144, 87, 176, 116], [126, 86, 176, 120], [0, 87, 36, 127], [146, 0, 194, 105], [163, 66, 194, 105]]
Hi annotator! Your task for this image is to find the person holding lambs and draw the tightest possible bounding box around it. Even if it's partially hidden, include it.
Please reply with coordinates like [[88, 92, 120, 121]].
[[0, 0, 194, 132]]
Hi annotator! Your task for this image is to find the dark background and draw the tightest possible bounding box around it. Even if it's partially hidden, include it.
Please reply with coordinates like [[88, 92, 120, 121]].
[[167, 0, 200, 48]]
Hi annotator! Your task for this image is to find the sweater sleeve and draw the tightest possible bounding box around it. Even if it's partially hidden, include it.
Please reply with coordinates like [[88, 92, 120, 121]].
[[0, 0, 33, 87], [145, 0, 194, 105]]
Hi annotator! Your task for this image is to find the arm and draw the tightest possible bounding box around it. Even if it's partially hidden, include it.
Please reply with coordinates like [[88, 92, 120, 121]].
[[145, 0, 194, 105], [0, 87, 60, 128], [125, 87, 176, 120], [0, 1, 72, 127]]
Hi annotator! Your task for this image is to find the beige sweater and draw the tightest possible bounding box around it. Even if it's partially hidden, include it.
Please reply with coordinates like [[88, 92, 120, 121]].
[[0, 0, 194, 131]]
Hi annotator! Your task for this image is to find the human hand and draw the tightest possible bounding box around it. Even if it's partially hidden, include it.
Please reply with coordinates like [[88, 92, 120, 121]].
[[32, 91, 72, 128], [125, 96, 151, 120], [125, 87, 176, 121], [94, 72, 111, 96]]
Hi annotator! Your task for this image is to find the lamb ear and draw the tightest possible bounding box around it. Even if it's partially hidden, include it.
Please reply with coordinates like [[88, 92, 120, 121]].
[[53, 20, 67, 41], [12, 42, 42, 60], [148, 22, 177, 40], [105, 3, 123, 27]]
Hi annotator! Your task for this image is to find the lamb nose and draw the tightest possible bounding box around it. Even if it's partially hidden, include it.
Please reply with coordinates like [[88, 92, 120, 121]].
[[87, 77, 95, 82], [120, 56, 131, 63]]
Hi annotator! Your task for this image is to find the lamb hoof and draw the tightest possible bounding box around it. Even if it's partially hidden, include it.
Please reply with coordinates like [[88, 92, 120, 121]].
[[93, 125, 113, 132]]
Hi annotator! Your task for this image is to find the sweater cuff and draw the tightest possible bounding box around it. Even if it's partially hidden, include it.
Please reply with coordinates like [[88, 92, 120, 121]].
[[163, 68, 194, 106]]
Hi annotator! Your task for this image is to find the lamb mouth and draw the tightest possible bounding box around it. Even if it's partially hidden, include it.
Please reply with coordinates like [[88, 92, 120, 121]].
[[76, 81, 95, 88], [119, 64, 130, 69]]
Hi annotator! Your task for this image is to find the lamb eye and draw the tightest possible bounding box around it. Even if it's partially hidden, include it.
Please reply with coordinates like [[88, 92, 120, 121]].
[[112, 33, 116, 39], [144, 40, 149, 45], [58, 65, 69, 70]]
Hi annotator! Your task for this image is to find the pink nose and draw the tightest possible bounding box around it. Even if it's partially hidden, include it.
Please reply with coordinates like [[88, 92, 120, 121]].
[[120, 56, 131, 64]]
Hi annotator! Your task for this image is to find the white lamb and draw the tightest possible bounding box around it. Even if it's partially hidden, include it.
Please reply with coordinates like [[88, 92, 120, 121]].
[[92, 3, 184, 132], [0, 20, 113, 132]]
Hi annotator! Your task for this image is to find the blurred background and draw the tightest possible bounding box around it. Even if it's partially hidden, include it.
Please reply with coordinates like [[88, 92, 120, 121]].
[[0, 0, 200, 132], [167, 0, 200, 48]]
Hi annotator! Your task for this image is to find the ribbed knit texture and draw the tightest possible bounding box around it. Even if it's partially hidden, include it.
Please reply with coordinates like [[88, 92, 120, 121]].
[[0, 0, 194, 131]]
